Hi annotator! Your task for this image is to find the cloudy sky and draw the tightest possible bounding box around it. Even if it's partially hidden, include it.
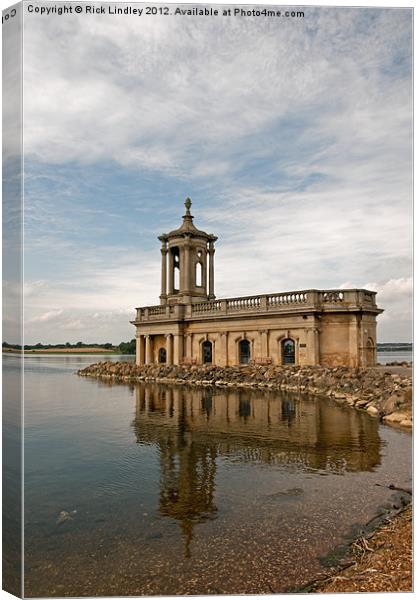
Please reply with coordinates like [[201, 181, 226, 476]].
[[17, 3, 412, 344]]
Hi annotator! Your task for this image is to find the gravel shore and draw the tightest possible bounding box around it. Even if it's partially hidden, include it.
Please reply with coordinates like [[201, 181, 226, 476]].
[[313, 503, 412, 592]]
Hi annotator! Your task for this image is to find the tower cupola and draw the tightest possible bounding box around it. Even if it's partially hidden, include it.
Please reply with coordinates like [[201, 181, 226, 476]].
[[158, 198, 217, 305]]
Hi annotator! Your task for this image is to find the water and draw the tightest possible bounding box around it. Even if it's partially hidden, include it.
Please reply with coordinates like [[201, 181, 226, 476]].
[[4, 355, 411, 596], [377, 350, 412, 364]]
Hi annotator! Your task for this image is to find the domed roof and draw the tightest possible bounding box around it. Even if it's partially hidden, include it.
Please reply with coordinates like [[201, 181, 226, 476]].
[[159, 198, 217, 242]]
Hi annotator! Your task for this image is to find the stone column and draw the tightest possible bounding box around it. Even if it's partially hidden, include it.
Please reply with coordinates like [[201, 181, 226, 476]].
[[160, 243, 167, 303], [136, 335, 144, 366], [166, 334, 173, 365], [208, 242, 215, 299], [203, 247, 208, 297], [186, 333, 193, 358], [348, 314, 360, 367], [145, 335, 152, 365], [306, 328, 320, 365], [168, 250, 174, 294], [173, 333, 183, 365], [184, 242, 191, 293], [260, 329, 268, 358], [220, 332, 228, 366], [359, 323, 369, 368]]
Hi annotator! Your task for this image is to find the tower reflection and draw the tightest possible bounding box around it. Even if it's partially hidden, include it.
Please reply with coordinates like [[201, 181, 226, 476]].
[[132, 384, 381, 556]]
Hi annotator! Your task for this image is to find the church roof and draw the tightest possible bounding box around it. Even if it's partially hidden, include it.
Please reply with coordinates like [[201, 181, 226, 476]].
[[159, 198, 218, 241]]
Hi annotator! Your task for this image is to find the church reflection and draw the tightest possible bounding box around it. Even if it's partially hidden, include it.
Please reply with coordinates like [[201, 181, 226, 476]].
[[132, 384, 382, 556]]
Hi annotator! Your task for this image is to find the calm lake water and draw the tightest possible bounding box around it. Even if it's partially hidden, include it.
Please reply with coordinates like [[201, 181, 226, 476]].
[[377, 350, 412, 364], [5, 354, 412, 596]]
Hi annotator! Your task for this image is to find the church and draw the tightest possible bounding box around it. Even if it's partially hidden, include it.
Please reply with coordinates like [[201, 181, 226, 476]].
[[132, 199, 383, 367]]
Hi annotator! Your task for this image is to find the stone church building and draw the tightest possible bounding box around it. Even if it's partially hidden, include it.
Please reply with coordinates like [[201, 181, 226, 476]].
[[132, 199, 382, 367]]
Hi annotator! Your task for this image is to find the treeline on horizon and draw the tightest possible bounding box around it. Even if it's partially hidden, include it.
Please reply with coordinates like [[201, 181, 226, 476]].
[[3, 341, 412, 354], [2, 339, 137, 354]]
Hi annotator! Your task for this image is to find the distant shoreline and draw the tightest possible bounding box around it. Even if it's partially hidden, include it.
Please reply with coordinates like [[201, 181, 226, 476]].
[[3, 347, 411, 356], [2, 347, 128, 355]]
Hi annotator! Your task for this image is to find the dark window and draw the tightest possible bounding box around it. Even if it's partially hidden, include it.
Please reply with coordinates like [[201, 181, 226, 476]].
[[202, 341, 212, 364], [158, 347, 167, 363], [282, 339, 295, 365], [239, 339, 251, 364]]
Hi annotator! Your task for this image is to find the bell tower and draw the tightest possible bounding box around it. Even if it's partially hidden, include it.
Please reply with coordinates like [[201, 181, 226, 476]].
[[159, 198, 218, 305]]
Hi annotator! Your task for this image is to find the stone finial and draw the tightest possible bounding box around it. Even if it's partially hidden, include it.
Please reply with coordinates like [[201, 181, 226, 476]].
[[184, 197, 192, 215]]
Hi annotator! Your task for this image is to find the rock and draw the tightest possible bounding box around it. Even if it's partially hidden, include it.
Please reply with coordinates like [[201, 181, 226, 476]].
[[56, 510, 77, 525], [355, 398, 369, 408], [381, 394, 403, 415], [367, 406, 379, 417], [383, 411, 411, 424]]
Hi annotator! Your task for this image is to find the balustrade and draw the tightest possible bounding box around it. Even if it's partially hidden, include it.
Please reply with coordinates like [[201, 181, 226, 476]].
[[227, 296, 261, 311], [361, 290, 375, 304], [134, 289, 377, 322], [192, 300, 222, 314], [148, 306, 166, 315], [322, 291, 344, 303], [268, 292, 307, 306]]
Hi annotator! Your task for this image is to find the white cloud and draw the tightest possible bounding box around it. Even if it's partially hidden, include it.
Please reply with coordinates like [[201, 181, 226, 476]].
[[23, 8, 412, 178], [18, 6, 412, 343], [29, 308, 63, 323]]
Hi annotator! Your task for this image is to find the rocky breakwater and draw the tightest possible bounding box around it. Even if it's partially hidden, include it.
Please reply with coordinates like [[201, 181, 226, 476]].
[[77, 362, 412, 429]]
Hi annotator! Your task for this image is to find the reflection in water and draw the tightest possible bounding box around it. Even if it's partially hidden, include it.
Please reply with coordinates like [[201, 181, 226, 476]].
[[20, 354, 411, 597], [133, 384, 381, 556]]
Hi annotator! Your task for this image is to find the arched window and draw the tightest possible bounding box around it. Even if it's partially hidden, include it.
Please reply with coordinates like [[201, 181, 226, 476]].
[[158, 347, 167, 363], [239, 339, 251, 364], [282, 338, 295, 365], [174, 268, 179, 291], [202, 340, 213, 364], [195, 262, 203, 287], [171, 247, 180, 292]]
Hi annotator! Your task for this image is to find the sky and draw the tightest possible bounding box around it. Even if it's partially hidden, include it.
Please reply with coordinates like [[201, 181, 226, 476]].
[[8, 2, 413, 344]]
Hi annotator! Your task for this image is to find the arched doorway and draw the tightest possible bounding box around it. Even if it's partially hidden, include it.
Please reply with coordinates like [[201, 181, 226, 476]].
[[158, 347, 167, 363], [366, 338, 375, 367], [239, 339, 251, 364], [282, 338, 296, 365], [202, 341, 213, 364]]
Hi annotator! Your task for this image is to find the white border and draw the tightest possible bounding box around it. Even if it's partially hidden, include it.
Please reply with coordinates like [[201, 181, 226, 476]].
[[0, 2, 414, 600]]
